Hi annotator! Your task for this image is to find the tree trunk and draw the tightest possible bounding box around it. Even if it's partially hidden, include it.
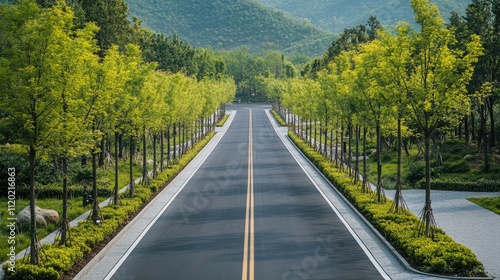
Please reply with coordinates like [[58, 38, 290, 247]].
[[60, 156, 68, 246], [92, 147, 99, 224], [118, 133, 123, 158], [114, 131, 119, 205], [160, 129, 164, 171], [173, 123, 177, 160], [153, 132, 157, 179], [376, 124, 382, 203], [29, 145, 38, 264], [98, 137, 105, 167], [393, 116, 406, 214], [129, 136, 135, 196], [354, 125, 360, 184], [167, 127, 171, 166], [423, 133, 433, 237], [142, 126, 150, 185], [348, 121, 353, 176], [362, 127, 369, 193]]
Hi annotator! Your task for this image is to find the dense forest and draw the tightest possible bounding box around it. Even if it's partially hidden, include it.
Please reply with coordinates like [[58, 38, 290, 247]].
[[125, 0, 335, 57], [258, 0, 471, 32]]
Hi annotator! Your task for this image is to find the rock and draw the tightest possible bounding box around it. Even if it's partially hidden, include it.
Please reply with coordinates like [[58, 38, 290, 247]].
[[17, 206, 59, 227], [147, 159, 154, 166]]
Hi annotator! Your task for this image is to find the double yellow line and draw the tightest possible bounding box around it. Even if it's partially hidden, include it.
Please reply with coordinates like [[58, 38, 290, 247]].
[[242, 109, 255, 280]]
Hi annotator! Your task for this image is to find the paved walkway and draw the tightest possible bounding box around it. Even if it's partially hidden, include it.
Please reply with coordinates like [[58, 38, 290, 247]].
[[385, 189, 500, 279]]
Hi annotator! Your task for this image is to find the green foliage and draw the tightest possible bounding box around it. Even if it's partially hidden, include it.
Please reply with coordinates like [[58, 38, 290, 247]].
[[258, 0, 470, 33], [418, 178, 500, 192], [126, 0, 334, 57], [0, 149, 58, 195], [468, 196, 500, 215], [289, 131, 485, 276], [270, 110, 287, 126], [215, 114, 230, 127]]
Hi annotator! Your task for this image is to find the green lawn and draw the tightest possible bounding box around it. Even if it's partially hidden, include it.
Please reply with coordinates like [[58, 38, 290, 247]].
[[468, 197, 500, 215]]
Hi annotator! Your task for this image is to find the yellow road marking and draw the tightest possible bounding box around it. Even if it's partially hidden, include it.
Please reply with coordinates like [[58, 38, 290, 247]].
[[242, 109, 254, 280]]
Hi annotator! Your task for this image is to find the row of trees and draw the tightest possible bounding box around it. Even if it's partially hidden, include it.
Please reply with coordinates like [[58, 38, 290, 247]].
[[265, 0, 485, 237], [0, 0, 235, 264]]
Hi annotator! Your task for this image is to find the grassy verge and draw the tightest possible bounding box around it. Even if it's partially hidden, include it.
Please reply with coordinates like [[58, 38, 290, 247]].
[[468, 197, 500, 215], [288, 131, 486, 277], [3, 132, 215, 280]]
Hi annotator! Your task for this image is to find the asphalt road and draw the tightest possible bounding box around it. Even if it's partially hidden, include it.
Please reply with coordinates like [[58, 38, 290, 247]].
[[109, 104, 385, 280]]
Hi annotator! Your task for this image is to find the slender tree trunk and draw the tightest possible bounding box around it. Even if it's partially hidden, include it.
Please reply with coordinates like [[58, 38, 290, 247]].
[[29, 145, 38, 264], [60, 156, 68, 245], [376, 124, 382, 203], [362, 127, 368, 193], [393, 116, 406, 214], [98, 137, 105, 166], [142, 126, 150, 185], [340, 122, 344, 169], [114, 131, 119, 205], [348, 121, 353, 175], [153, 132, 157, 179], [335, 119, 339, 166], [118, 133, 123, 158], [167, 127, 171, 165], [160, 129, 164, 171], [129, 136, 135, 196], [330, 129, 334, 162], [92, 147, 99, 223], [355, 125, 360, 184], [173, 123, 177, 160], [423, 133, 433, 237]]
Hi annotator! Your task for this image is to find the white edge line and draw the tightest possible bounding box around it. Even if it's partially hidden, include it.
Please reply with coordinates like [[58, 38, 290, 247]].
[[265, 109, 391, 280], [104, 111, 236, 280]]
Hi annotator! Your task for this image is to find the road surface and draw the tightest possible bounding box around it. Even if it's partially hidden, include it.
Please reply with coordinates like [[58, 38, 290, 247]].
[[108, 104, 385, 280]]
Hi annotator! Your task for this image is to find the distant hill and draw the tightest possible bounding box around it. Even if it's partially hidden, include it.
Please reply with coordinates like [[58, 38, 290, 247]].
[[257, 0, 471, 33], [125, 0, 335, 57]]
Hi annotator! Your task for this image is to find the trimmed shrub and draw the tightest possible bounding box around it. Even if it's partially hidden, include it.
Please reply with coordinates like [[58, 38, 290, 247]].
[[418, 178, 500, 192]]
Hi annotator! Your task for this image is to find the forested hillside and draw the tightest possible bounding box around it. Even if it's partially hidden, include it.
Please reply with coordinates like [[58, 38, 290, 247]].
[[125, 0, 335, 57], [258, 0, 471, 32]]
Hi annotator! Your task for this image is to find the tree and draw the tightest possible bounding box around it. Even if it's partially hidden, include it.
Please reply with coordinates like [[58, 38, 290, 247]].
[[0, 0, 75, 263], [78, 0, 132, 57], [462, 0, 500, 170], [393, 0, 482, 237], [48, 5, 99, 245]]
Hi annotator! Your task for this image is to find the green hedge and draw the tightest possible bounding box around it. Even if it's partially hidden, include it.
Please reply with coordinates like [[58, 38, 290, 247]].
[[3, 132, 215, 280], [270, 110, 287, 126], [215, 114, 230, 127], [289, 132, 486, 277], [418, 178, 500, 192]]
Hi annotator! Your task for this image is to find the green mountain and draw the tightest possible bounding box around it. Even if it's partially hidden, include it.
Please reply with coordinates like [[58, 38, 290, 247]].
[[125, 0, 335, 57], [257, 0, 471, 33]]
